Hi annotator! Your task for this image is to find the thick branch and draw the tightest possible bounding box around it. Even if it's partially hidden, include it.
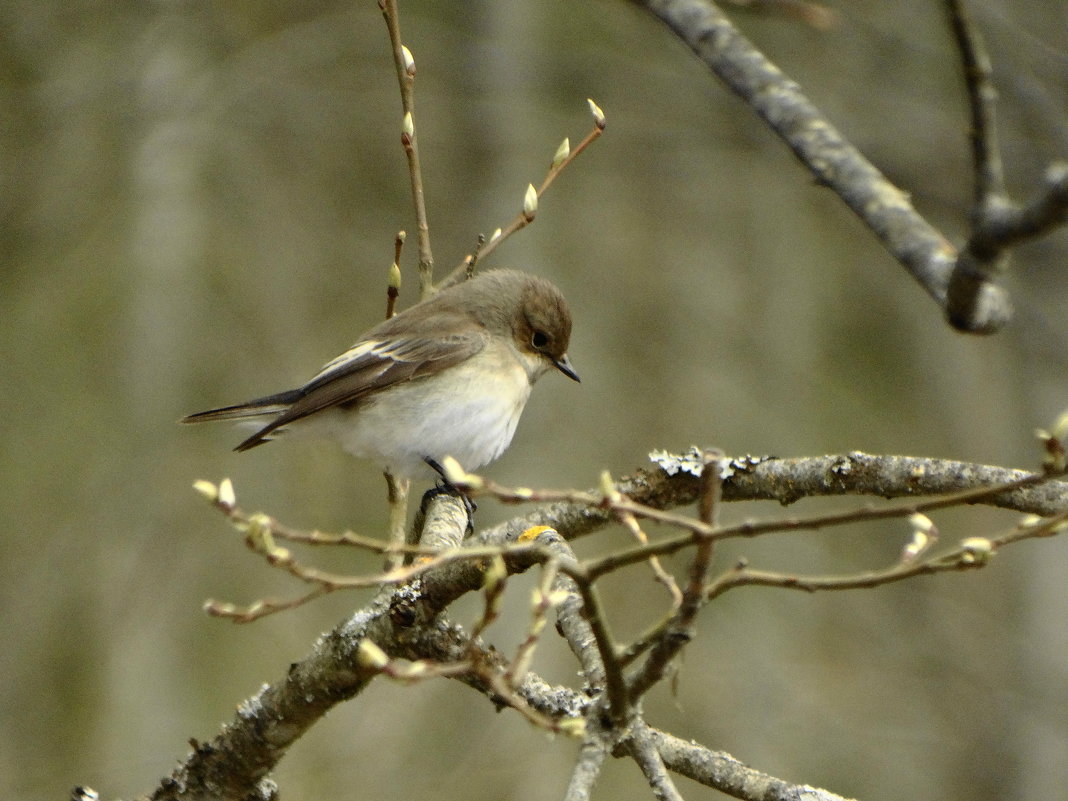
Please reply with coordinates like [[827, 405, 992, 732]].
[[149, 452, 1068, 798], [634, 0, 1015, 332], [644, 729, 856, 801], [150, 498, 500, 800], [150, 597, 386, 801], [476, 453, 1068, 548]]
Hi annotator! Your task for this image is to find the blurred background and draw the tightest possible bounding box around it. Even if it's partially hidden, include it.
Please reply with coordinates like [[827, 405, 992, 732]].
[[2, 1, 1067, 799]]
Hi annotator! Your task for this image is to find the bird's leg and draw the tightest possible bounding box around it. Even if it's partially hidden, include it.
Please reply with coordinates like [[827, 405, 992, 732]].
[[421, 457, 477, 530]]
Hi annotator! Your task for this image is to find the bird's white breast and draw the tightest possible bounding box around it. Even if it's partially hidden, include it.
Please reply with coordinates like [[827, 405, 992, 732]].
[[300, 338, 539, 479]]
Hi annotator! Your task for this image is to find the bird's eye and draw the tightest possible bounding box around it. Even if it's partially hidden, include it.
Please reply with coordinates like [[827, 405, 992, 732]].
[[531, 330, 550, 350]]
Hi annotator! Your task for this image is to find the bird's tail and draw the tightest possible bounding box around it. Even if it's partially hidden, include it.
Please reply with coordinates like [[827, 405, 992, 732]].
[[179, 389, 302, 425]]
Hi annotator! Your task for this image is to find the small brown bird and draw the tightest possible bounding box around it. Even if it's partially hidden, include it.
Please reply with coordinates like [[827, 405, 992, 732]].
[[181, 269, 579, 479]]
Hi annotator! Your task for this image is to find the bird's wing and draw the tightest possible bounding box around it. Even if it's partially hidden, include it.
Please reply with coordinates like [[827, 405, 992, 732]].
[[234, 312, 487, 451]]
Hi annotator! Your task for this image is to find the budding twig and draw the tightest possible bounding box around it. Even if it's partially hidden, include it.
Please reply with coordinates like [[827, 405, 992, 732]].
[[385, 231, 405, 320], [443, 99, 607, 287], [380, 0, 434, 297]]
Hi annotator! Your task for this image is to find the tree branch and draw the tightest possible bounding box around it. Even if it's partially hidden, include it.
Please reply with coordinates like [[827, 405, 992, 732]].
[[642, 729, 857, 801], [628, 721, 686, 801], [562, 736, 609, 801], [151, 495, 515, 800], [946, 0, 1004, 208], [632, 0, 1068, 333], [474, 452, 1068, 550], [146, 447, 1068, 800], [940, 0, 1068, 328], [379, 0, 435, 296]]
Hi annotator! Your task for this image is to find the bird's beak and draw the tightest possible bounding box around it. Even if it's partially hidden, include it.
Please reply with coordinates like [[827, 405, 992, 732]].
[[553, 354, 580, 383]]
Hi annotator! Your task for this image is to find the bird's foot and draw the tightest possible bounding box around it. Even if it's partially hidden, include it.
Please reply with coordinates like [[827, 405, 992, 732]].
[[421, 457, 477, 529]]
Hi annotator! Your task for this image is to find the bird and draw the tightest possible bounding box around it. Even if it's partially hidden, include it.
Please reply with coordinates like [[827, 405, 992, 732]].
[[181, 269, 579, 480]]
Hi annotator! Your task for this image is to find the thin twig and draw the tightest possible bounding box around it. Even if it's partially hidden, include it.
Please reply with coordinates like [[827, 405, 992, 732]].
[[502, 558, 559, 685], [508, 528, 628, 720], [204, 585, 335, 623], [384, 473, 410, 570], [199, 501, 554, 622], [441, 102, 606, 287], [468, 453, 1068, 556], [626, 453, 721, 702], [380, 0, 434, 296], [194, 458, 1067, 622], [574, 575, 631, 722], [600, 469, 683, 607], [618, 508, 683, 606], [476, 664, 574, 733], [615, 611, 678, 667], [706, 506, 1068, 600], [946, 0, 1005, 210], [385, 231, 404, 319]]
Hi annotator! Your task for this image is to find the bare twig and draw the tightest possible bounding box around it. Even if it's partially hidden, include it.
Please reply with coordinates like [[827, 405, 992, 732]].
[[706, 506, 1068, 599], [360, 631, 571, 733], [947, 0, 1005, 209], [475, 662, 576, 733], [602, 469, 683, 606], [355, 639, 473, 684], [626, 453, 721, 701], [619, 507, 683, 605], [204, 585, 334, 624], [472, 451, 1068, 550], [173, 445, 1068, 798], [628, 721, 686, 801], [576, 575, 630, 721], [501, 558, 557, 684], [193, 454, 1068, 623], [943, 0, 1014, 329], [152, 533, 591, 801], [191, 485, 546, 622], [643, 728, 857, 801], [943, 3, 1068, 258]]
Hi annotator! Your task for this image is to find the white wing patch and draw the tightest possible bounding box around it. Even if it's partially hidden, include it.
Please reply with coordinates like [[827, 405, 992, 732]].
[[311, 339, 383, 381]]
